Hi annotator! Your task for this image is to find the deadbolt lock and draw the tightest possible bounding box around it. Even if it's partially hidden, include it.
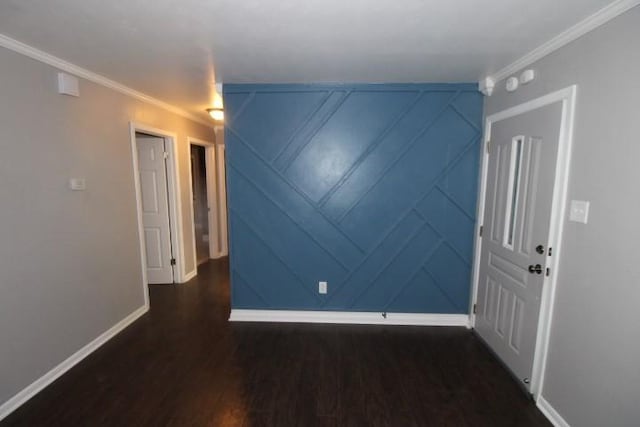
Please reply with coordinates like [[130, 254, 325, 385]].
[[528, 264, 543, 275], [535, 245, 545, 254]]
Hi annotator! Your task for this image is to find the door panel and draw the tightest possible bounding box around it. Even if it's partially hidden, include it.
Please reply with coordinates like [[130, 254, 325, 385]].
[[139, 171, 160, 213], [137, 135, 174, 284], [144, 228, 164, 268], [476, 102, 562, 389]]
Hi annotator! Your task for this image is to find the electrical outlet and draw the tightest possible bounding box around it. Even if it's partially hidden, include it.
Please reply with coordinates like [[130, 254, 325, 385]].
[[318, 281, 327, 294]]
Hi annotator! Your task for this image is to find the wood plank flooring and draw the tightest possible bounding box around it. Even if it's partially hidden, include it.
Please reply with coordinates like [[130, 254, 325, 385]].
[[1, 259, 551, 426]]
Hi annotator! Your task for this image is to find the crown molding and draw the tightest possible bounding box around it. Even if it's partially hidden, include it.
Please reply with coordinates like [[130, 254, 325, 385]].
[[486, 0, 640, 84], [0, 33, 213, 128]]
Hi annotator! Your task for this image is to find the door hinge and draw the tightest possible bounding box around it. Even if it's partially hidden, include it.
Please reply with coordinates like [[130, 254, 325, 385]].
[[163, 151, 169, 159], [545, 267, 550, 277], [170, 258, 176, 266], [548, 247, 553, 256], [479, 226, 484, 237], [473, 303, 477, 314], [486, 140, 491, 153]]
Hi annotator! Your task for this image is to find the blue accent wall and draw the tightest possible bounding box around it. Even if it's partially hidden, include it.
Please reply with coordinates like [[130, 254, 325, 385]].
[[224, 84, 483, 314]]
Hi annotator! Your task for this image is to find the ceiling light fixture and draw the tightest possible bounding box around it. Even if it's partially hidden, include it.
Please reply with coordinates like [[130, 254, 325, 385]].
[[206, 108, 224, 121]]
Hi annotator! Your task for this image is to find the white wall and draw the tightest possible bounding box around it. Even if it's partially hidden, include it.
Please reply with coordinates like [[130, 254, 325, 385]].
[[484, 6, 640, 426], [0, 45, 213, 410]]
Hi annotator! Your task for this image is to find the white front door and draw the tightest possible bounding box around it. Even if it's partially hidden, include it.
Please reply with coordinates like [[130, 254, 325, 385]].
[[476, 102, 562, 390], [136, 135, 175, 284]]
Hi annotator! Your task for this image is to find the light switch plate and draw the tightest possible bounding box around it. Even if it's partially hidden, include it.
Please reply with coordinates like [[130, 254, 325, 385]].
[[569, 200, 590, 224], [69, 178, 86, 191]]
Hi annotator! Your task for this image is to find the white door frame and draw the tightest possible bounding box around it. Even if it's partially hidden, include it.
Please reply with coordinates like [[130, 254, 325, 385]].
[[187, 137, 223, 265], [470, 85, 577, 400], [129, 122, 187, 293], [216, 143, 229, 257]]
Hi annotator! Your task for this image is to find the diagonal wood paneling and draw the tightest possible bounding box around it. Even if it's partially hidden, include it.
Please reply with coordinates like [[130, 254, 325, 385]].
[[225, 84, 483, 314]]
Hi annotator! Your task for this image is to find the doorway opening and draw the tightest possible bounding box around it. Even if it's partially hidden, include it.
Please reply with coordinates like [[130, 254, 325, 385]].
[[191, 145, 209, 266], [130, 123, 187, 298], [187, 137, 221, 272]]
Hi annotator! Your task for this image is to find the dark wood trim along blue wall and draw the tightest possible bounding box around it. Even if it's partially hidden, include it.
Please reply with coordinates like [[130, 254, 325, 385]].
[[224, 84, 483, 313]]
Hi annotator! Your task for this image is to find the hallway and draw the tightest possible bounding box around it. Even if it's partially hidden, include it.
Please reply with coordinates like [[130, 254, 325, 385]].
[[2, 259, 550, 426]]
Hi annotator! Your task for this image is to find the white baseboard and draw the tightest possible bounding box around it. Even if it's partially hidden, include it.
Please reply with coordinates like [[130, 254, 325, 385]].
[[0, 304, 149, 422], [229, 309, 470, 327], [537, 395, 571, 427], [210, 251, 228, 260], [182, 269, 197, 283]]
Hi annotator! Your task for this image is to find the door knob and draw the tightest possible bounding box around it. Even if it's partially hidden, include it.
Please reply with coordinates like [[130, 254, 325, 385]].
[[528, 264, 543, 274], [536, 245, 545, 254]]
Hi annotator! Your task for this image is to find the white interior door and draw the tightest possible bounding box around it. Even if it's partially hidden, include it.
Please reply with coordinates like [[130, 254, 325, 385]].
[[205, 146, 218, 258], [136, 135, 174, 284], [476, 102, 562, 390], [216, 144, 228, 256]]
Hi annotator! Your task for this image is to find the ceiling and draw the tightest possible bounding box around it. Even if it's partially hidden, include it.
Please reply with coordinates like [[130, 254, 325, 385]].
[[0, 0, 617, 122]]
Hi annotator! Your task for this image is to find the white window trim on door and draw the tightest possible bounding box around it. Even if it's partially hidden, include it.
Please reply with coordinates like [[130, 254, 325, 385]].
[[187, 137, 224, 266], [470, 85, 577, 401], [129, 122, 188, 292], [502, 135, 526, 251]]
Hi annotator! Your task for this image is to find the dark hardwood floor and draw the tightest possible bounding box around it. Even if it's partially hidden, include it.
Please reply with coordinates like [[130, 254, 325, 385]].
[[2, 259, 551, 426]]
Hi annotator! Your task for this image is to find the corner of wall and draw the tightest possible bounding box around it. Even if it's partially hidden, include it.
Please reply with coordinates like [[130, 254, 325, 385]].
[[0, 304, 149, 422]]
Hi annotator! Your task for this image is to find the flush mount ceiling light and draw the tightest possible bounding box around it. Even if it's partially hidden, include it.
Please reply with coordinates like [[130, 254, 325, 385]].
[[206, 108, 224, 121]]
